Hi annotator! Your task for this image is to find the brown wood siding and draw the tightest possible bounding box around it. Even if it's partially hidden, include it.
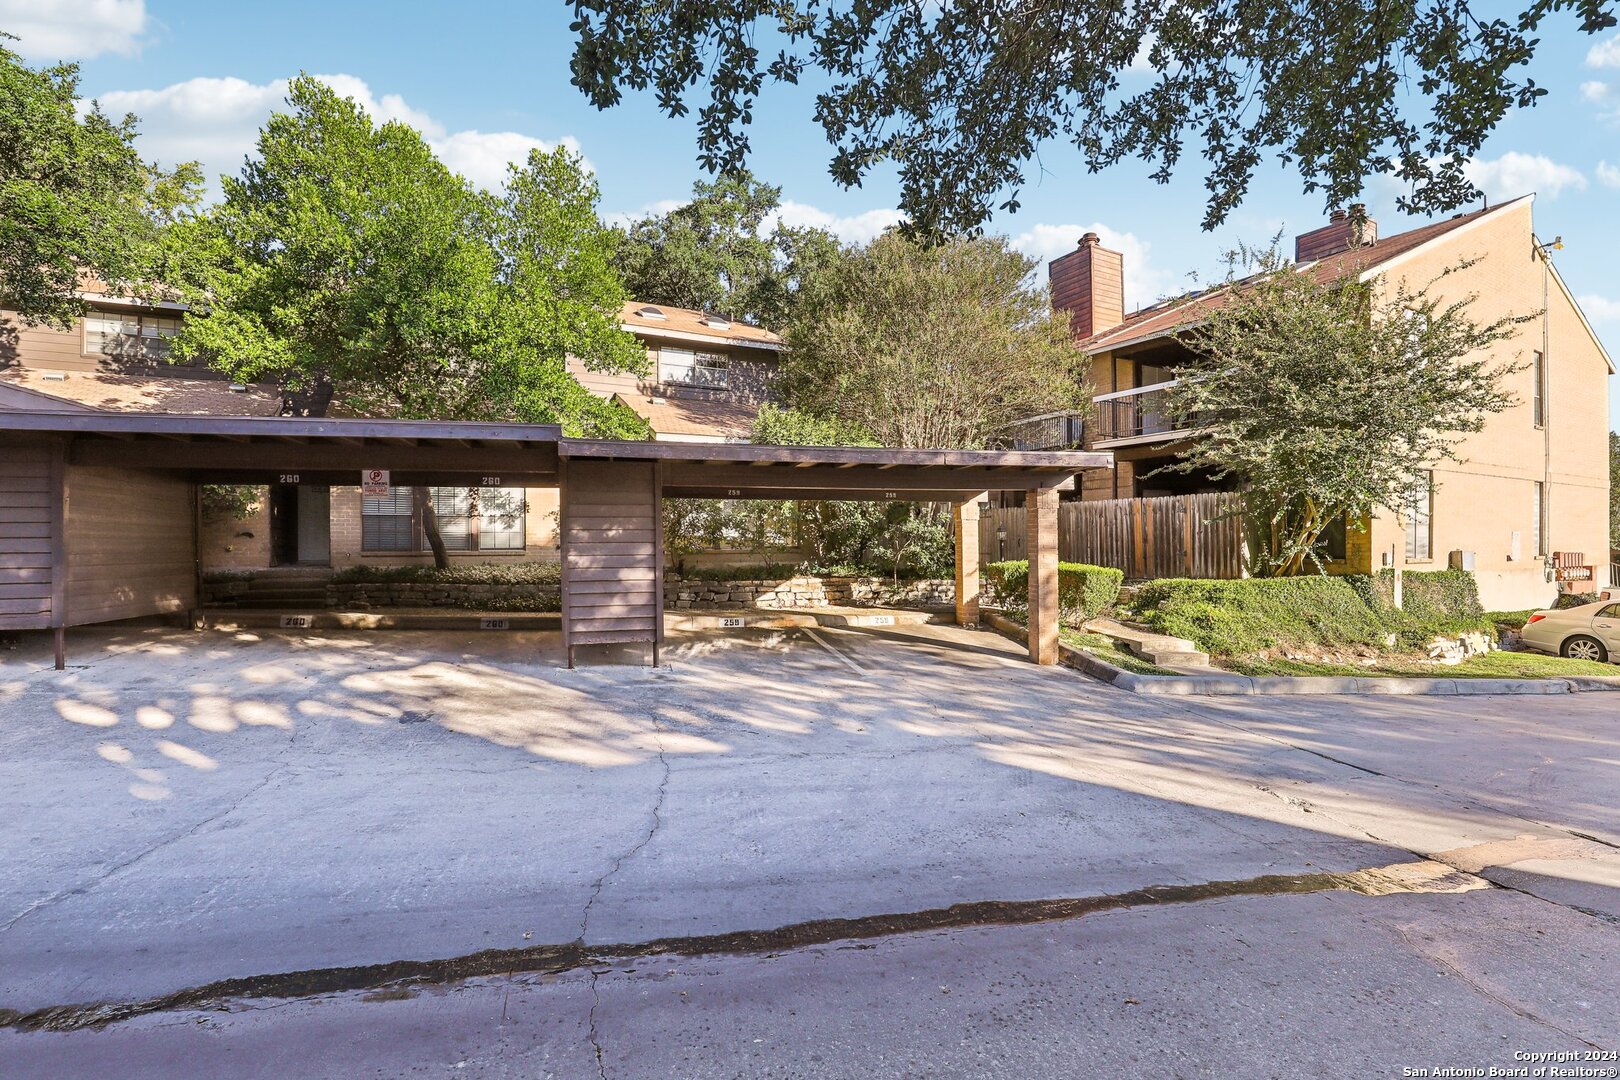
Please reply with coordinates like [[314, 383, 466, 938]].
[[560, 459, 661, 652], [567, 348, 780, 409], [0, 313, 91, 372], [0, 441, 55, 628], [63, 465, 196, 625]]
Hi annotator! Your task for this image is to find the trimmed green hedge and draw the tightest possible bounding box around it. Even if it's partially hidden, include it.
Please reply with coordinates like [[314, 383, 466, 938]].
[[1135, 571, 1492, 657], [329, 563, 561, 587], [983, 560, 1124, 620]]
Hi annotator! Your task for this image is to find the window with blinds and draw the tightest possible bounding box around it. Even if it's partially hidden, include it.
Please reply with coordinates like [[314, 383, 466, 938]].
[[362, 488, 416, 551], [84, 313, 182, 360], [658, 348, 730, 389], [362, 487, 526, 553]]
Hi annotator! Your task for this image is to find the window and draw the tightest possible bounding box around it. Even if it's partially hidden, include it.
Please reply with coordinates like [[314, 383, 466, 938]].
[[428, 487, 525, 551], [1532, 351, 1545, 428], [362, 487, 416, 552], [362, 486, 526, 553], [1404, 472, 1433, 562], [1317, 514, 1349, 564], [658, 348, 729, 389], [1533, 481, 1546, 556], [84, 312, 181, 360]]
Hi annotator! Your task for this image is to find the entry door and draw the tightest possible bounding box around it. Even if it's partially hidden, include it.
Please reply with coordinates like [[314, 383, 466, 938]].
[[295, 486, 331, 565], [268, 484, 298, 566]]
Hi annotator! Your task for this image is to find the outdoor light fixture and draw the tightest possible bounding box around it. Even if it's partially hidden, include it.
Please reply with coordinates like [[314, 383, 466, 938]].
[[977, 499, 992, 516]]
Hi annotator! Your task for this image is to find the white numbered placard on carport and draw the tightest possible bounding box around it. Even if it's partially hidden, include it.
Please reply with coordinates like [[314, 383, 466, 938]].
[[361, 469, 390, 496]]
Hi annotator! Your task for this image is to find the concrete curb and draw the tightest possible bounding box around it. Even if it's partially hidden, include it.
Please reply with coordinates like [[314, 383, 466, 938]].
[[981, 612, 1620, 697], [665, 607, 947, 631]]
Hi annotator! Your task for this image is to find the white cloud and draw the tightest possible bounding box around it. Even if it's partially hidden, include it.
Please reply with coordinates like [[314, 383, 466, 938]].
[[94, 73, 580, 196], [1009, 223, 1175, 310], [765, 201, 904, 244], [1580, 80, 1620, 124], [1578, 294, 1620, 326], [435, 131, 587, 192], [1599, 161, 1620, 189], [1462, 152, 1587, 202], [0, 0, 147, 60], [1587, 34, 1620, 68]]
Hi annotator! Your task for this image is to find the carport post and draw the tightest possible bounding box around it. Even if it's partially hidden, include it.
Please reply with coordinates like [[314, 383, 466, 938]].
[[953, 492, 987, 628], [1027, 487, 1060, 665]]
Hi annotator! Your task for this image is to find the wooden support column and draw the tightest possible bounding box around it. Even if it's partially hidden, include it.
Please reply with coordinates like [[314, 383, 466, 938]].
[[1027, 487, 1060, 665], [50, 439, 67, 671], [953, 492, 987, 628]]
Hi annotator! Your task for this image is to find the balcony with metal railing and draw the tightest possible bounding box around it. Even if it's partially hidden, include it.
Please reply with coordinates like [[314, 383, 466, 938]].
[[1091, 379, 1194, 446], [997, 410, 1087, 451]]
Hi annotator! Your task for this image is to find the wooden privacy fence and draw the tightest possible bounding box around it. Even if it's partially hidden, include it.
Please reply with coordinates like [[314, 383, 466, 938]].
[[981, 492, 1244, 580]]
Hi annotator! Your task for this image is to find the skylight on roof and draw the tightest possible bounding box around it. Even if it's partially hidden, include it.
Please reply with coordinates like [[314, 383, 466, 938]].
[[635, 305, 666, 320], [701, 313, 731, 329]]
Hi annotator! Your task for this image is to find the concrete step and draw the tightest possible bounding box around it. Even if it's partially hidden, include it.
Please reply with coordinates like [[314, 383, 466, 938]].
[[1085, 617, 1211, 668]]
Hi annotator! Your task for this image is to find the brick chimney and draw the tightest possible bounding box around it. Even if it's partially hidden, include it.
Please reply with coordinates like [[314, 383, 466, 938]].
[[1295, 204, 1378, 263], [1049, 232, 1125, 340]]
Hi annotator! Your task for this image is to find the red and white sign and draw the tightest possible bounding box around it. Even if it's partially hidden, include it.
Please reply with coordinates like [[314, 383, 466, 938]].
[[361, 469, 390, 496]]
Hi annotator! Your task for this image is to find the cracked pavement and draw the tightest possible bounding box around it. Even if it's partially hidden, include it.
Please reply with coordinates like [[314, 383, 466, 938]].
[[1, 620, 1617, 1077]]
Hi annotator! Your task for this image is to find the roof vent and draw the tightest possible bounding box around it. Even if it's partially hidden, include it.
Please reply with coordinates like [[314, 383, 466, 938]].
[[228, 383, 249, 392], [634, 305, 666, 320], [701, 313, 731, 329], [42, 372, 67, 381]]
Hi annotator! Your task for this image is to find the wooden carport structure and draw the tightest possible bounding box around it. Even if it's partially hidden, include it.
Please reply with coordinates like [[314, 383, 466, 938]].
[[0, 411, 1109, 669]]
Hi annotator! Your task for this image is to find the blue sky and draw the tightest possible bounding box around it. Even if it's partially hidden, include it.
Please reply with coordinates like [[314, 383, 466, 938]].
[[5, 0, 1617, 428]]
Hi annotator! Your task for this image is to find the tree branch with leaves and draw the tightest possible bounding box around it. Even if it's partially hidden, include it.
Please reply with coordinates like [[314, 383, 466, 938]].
[[568, 0, 1615, 235]]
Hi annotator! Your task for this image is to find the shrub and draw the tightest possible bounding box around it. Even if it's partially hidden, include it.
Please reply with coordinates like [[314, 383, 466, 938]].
[[1134, 571, 1493, 656], [329, 563, 561, 587], [983, 560, 1124, 621], [1134, 577, 1392, 656], [1366, 569, 1489, 645]]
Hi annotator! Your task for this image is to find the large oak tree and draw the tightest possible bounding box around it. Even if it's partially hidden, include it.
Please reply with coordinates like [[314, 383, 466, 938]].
[[781, 232, 1087, 450], [169, 76, 646, 437], [0, 41, 200, 327]]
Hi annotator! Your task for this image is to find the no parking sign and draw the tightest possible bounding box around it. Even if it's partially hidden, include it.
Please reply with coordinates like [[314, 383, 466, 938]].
[[361, 469, 390, 496]]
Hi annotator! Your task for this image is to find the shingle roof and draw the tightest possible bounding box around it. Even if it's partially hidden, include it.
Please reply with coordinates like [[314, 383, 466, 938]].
[[1081, 199, 1524, 351], [0, 369, 283, 416], [620, 302, 783, 349], [612, 392, 758, 440]]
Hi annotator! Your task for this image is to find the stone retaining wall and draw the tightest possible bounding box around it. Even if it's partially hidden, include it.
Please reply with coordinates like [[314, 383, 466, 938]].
[[203, 576, 560, 611], [665, 575, 954, 610], [206, 572, 953, 612]]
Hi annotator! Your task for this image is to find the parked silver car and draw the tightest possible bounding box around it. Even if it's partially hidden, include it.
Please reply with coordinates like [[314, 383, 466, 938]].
[[1519, 597, 1620, 662]]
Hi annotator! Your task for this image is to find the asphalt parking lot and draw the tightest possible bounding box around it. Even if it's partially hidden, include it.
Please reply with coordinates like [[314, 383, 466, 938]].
[[1, 620, 1617, 1077]]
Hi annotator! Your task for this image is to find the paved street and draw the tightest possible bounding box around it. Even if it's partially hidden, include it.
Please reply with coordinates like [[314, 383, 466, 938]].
[[1, 621, 1617, 1078]]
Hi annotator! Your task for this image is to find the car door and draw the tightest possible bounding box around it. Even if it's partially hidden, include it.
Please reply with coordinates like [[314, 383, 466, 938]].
[[1593, 603, 1620, 656]]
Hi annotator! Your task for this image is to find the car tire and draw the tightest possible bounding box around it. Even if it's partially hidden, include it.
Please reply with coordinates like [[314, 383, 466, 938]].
[[1560, 635, 1609, 663]]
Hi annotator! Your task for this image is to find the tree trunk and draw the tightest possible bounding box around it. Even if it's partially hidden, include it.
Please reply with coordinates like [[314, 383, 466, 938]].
[[413, 487, 449, 569]]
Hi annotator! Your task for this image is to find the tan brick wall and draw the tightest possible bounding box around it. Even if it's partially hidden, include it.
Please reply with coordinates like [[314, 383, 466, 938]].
[[1365, 200, 1611, 612], [200, 485, 272, 570]]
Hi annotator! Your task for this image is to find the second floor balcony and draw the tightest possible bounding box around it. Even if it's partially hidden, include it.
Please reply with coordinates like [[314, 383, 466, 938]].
[[1092, 379, 1196, 446]]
